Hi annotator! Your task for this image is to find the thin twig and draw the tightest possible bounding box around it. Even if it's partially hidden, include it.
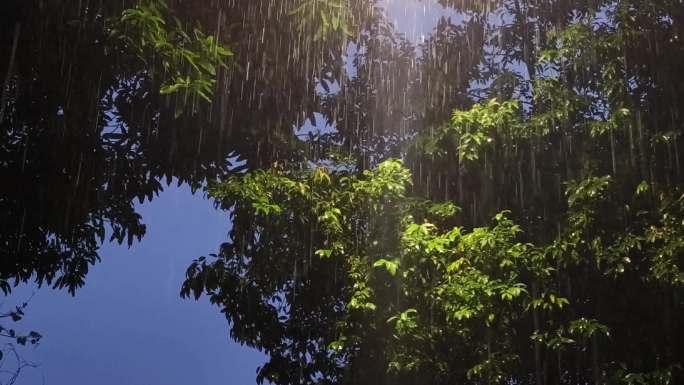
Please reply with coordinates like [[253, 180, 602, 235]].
[[0, 292, 36, 319], [0, 344, 39, 385]]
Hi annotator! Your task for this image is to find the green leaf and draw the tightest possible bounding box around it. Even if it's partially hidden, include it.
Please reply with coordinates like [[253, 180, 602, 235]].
[[373, 258, 399, 276], [636, 181, 649, 196], [315, 249, 333, 258]]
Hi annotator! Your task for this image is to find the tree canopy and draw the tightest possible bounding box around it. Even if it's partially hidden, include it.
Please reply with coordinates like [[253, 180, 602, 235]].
[[1, 0, 683, 383], [181, 0, 684, 383]]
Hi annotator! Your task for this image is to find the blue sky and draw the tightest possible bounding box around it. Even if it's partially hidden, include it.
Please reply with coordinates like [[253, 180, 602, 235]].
[[382, 0, 463, 45], [6, 184, 265, 385]]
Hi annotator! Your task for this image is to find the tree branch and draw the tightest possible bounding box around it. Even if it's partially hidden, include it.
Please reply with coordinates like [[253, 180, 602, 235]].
[[0, 344, 39, 385]]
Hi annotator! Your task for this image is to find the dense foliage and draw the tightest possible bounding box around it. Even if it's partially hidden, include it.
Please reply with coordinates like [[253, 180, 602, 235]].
[[2, 0, 683, 383], [184, 157, 682, 384], [0, 0, 235, 294], [182, 0, 684, 384]]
